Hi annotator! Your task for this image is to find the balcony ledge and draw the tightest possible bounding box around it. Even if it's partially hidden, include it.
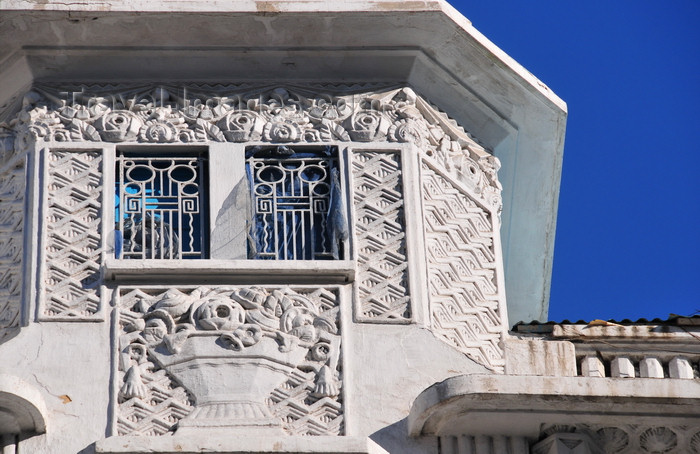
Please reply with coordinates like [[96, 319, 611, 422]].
[[96, 435, 387, 454], [408, 374, 700, 438], [103, 258, 355, 284]]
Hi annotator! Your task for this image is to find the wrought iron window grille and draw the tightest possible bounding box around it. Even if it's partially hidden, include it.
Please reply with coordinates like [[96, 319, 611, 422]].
[[115, 151, 208, 260], [246, 145, 348, 261]]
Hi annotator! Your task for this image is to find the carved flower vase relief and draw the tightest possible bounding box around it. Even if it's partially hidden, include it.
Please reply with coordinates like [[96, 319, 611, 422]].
[[118, 287, 341, 435]]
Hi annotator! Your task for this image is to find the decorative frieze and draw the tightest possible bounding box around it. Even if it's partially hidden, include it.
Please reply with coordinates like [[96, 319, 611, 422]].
[[351, 150, 410, 322], [8, 84, 500, 211], [116, 286, 343, 436], [420, 159, 505, 372], [541, 424, 700, 454], [41, 150, 103, 319], [0, 132, 25, 341]]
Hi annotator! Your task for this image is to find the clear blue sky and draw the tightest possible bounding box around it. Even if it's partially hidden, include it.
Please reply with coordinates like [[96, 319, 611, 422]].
[[450, 1, 700, 322]]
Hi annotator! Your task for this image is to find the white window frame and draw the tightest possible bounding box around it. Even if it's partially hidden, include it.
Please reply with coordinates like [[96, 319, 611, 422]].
[[102, 142, 355, 284]]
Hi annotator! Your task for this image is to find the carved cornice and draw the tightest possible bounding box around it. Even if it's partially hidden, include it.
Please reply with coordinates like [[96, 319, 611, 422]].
[[2, 83, 501, 211]]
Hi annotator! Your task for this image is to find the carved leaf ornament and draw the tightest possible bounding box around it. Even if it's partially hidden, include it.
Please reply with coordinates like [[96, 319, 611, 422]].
[[3, 84, 501, 211], [117, 286, 343, 435]]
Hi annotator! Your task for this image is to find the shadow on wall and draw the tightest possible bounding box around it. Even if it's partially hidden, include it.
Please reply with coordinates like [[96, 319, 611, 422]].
[[371, 418, 438, 454]]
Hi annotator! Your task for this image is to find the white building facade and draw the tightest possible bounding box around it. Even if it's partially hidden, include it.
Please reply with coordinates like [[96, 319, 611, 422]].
[[0, 2, 696, 453]]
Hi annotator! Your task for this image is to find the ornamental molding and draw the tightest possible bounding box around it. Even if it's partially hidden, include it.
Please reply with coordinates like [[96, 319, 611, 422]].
[[1, 83, 501, 211], [536, 424, 700, 454]]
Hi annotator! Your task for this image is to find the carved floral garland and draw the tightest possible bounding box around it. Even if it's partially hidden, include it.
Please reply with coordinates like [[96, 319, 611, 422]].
[[118, 286, 342, 434], [119, 286, 341, 403], [2, 84, 501, 211]]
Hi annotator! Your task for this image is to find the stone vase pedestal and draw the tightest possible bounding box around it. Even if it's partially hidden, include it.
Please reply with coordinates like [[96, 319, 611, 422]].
[[150, 335, 308, 435]]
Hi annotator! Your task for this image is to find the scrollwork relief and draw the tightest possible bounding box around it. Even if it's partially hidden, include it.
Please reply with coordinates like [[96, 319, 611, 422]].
[[6, 83, 500, 211], [116, 286, 343, 436]]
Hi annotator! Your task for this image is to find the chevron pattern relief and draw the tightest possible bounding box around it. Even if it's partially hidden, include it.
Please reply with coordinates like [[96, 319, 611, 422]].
[[0, 149, 25, 342], [117, 366, 194, 436], [351, 150, 411, 322], [42, 150, 102, 319], [269, 369, 344, 436], [421, 160, 505, 372]]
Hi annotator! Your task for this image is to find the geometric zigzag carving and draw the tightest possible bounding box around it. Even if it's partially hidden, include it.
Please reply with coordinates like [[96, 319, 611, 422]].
[[116, 286, 343, 436], [351, 150, 411, 322], [421, 159, 505, 372], [268, 369, 344, 436], [116, 366, 194, 436], [42, 150, 102, 319], [0, 146, 25, 342]]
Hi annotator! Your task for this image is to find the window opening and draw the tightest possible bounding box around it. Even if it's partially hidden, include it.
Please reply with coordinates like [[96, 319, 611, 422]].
[[115, 150, 207, 259], [246, 145, 347, 260]]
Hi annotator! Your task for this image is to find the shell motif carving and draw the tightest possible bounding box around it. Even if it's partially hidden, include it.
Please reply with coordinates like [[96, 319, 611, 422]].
[[596, 427, 629, 453], [639, 427, 678, 453], [690, 431, 700, 454]]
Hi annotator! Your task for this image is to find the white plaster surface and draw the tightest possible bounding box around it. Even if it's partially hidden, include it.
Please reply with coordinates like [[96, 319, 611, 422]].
[[0, 0, 567, 323], [345, 324, 489, 453], [669, 357, 694, 379], [0, 323, 111, 453], [611, 357, 635, 378], [0, 374, 48, 434], [640, 357, 664, 379], [580, 356, 605, 378], [504, 339, 576, 376]]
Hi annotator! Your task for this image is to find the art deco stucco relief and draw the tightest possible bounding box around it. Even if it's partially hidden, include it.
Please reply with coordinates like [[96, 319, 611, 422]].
[[351, 150, 411, 322], [0, 133, 24, 341], [42, 149, 103, 319], [2, 82, 506, 337], [420, 160, 504, 372], [532, 424, 700, 454], [7, 84, 501, 211], [0, 83, 511, 444], [116, 286, 343, 436]]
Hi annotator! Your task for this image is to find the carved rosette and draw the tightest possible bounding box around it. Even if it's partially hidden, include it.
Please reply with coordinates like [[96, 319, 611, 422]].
[[9, 84, 501, 211], [95, 110, 142, 142], [218, 110, 263, 141], [117, 286, 343, 436]]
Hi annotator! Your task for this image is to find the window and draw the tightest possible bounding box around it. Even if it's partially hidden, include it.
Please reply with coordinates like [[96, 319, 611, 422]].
[[115, 150, 208, 259], [113, 145, 348, 262], [246, 145, 347, 260]]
